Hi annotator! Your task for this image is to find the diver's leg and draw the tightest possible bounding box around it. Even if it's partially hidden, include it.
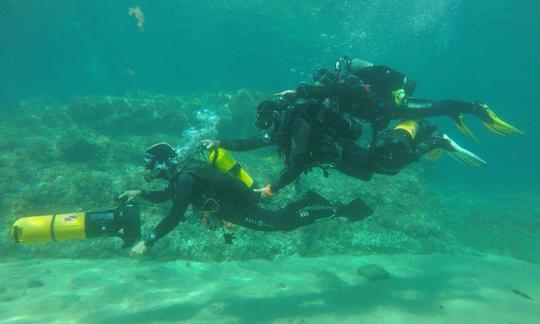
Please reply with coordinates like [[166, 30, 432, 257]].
[[229, 205, 337, 232], [334, 139, 374, 180], [229, 196, 373, 232], [409, 120, 487, 167], [366, 119, 483, 174], [404, 98, 477, 118], [404, 98, 522, 137]]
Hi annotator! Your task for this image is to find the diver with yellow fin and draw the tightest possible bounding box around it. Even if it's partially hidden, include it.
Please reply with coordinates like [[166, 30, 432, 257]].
[[202, 97, 486, 198], [284, 57, 523, 141], [121, 143, 373, 257], [11, 201, 141, 248]]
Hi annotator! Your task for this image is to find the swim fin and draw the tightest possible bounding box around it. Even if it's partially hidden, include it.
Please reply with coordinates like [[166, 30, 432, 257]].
[[454, 114, 479, 142], [478, 104, 523, 135], [440, 134, 487, 167], [336, 198, 373, 222]]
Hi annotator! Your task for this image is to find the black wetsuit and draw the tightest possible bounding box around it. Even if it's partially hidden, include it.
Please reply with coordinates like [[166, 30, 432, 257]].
[[220, 102, 375, 192], [296, 65, 488, 130], [140, 160, 336, 246]]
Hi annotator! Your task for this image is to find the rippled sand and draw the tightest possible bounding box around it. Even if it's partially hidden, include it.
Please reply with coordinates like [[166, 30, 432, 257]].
[[1, 253, 538, 323]]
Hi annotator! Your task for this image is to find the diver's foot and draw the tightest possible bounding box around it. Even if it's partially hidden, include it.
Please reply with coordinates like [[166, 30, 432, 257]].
[[336, 198, 373, 222], [436, 133, 487, 167], [474, 102, 523, 135]]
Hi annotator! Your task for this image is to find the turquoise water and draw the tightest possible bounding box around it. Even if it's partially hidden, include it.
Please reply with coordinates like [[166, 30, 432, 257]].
[[1, 1, 539, 322], [1, 0, 538, 190]]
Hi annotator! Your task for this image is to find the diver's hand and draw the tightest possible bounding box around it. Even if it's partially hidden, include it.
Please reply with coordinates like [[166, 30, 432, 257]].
[[254, 185, 275, 199], [119, 190, 142, 202], [275, 89, 296, 98], [130, 240, 149, 258], [200, 139, 221, 150]]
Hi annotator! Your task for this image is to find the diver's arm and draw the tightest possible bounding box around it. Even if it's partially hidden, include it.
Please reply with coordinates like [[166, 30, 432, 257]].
[[139, 186, 173, 204], [270, 154, 308, 192], [219, 135, 272, 151], [144, 174, 201, 246], [269, 119, 311, 192], [144, 199, 189, 246]]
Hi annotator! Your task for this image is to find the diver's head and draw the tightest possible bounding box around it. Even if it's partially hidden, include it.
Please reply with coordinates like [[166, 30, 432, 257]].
[[254, 98, 290, 133], [403, 78, 416, 96], [349, 58, 374, 74], [144, 143, 177, 182]]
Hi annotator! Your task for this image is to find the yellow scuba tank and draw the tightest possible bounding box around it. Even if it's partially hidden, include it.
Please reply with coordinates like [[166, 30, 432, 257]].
[[394, 119, 419, 139], [12, 204, 141, 247], [394, 119, 443, 160], [207, 148, 254, 188]]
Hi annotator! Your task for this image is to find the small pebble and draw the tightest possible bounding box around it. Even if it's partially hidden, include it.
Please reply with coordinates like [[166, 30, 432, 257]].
[[1, 295, 17, 303], [27, 278, 45, 288], [357, 264, 390, 281]]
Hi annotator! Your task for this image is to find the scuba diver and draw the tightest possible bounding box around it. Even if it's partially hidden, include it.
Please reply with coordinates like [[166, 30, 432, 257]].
[[202, 97, 485, 197], [279, 56, 523, 140], [120, 143, 373, 256]]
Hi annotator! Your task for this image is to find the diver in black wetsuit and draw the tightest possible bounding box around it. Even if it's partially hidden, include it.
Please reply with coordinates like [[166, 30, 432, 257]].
[[120, 143, 373, 256], [287, 56, 522, 138], [202, 97, 485, 197]]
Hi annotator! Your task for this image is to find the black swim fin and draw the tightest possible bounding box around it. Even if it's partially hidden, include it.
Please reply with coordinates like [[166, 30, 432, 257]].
[[336, 198, 373, 222]]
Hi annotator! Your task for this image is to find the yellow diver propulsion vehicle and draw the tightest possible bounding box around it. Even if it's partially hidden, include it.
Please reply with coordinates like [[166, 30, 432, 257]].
[[207, 148, 254, 188], [12, 203, 140, 248]]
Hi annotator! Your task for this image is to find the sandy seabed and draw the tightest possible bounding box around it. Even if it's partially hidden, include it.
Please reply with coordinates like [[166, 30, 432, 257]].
[[1, 253, 538, 323]]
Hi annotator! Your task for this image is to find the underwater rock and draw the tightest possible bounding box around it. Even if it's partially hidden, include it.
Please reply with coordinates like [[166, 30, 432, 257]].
[[27, 278, 45, 288], [0, 285, 6, 295], [57, 137, 103, 162], [0, 92, 454, 262], [316, 270, 348, 289], [356, 264, 390, 281], [1, 295, 17, 303]]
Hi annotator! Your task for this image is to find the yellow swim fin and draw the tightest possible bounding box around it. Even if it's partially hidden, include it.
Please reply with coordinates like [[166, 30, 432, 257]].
[[481, 107, 524, 135], [454, 114, 479, 142], [425, 148, 444, 160]]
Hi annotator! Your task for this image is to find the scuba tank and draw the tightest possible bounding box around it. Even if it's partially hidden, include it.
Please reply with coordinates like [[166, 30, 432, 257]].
[[11, 203, 141, 248], [207, 148, 254, 188]]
